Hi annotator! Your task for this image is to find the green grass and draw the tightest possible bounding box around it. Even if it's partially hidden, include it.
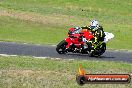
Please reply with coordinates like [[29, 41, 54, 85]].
[[0, 0, 132, 49], [0, 16, 67, 45], [0, 1, 132, 87], [0, 56, 132, 88]]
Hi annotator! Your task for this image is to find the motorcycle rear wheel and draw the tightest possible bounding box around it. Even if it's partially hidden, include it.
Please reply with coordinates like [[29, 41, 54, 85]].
[[98, 42, 106, 56], [88, 42, 106, 57]]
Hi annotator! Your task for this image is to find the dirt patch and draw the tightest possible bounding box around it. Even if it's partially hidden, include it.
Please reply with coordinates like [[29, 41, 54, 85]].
[[0, 8, 83, 27]]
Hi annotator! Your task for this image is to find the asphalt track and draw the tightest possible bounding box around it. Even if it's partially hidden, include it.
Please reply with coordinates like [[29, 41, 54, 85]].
[[0, 42, 132, 63]]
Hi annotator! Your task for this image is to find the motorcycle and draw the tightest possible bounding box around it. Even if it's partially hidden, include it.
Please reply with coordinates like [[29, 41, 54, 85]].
[[56, 27, 114, 57]]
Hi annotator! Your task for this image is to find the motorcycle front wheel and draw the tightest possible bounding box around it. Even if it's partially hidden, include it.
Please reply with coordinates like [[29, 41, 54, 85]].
[[56, 40, 68, 54]]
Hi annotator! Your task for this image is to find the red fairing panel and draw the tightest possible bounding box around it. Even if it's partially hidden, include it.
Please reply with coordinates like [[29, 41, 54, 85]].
[[81, 31, 94, 40]]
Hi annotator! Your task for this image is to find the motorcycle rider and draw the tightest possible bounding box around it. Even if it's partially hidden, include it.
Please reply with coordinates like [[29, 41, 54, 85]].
[[66, 20, 105, 52], [81, 20, 105, 52]]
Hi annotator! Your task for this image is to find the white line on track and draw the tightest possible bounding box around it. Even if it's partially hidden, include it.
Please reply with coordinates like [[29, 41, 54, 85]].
[[0, 53, 75, 61], [0, 54, 18, 57]]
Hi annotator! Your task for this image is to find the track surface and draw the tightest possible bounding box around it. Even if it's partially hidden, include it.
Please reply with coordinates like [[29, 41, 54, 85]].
[[0, 42, 132, 63]]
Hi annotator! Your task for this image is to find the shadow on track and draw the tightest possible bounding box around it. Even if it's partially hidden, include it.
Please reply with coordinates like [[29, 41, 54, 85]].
[[99, 56, 115, 59], [64, 53, 115, 60]]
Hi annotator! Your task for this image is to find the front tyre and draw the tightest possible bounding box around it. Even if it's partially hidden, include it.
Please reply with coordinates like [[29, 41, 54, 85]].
[[56, 40, 68, 54]]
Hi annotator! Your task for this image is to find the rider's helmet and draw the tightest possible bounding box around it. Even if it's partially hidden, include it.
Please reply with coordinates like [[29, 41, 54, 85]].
[[89, 20, 99, 31]]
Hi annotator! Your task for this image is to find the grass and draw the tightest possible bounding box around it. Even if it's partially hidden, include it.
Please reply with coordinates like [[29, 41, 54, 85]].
[[0, 1, 131, 87], [0, 16, 67, 45], [0, 56, 132, 88], [0, 0, 131, 49]]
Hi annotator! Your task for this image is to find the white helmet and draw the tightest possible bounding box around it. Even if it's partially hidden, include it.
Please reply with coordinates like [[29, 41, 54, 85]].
[[90, 20, 99, 30]]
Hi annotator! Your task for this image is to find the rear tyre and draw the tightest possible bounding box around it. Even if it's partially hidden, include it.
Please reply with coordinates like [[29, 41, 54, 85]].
[[56, 40, 68, 54], [94, 42, 106, 57], [88, 43, 106, 57], [99, 42, 106, 55]]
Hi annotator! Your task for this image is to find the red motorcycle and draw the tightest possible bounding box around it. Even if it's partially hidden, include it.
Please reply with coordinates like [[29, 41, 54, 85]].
[[56, 27, 106, 57]]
